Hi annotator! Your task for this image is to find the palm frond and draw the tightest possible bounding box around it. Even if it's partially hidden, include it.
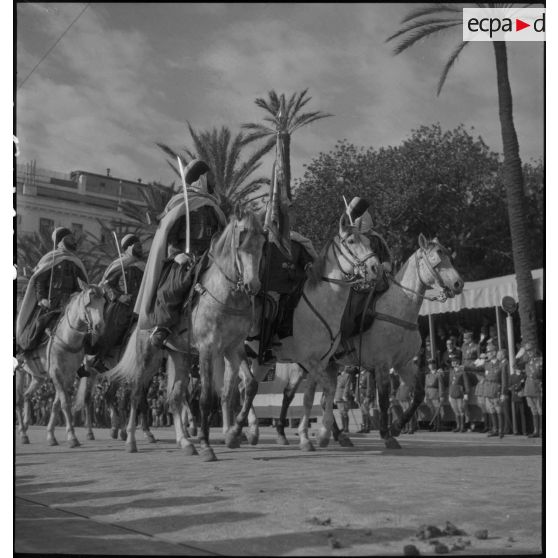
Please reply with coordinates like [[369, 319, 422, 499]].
[[386, 16, 462, 43], [400, 4, 461, 24], [391, 22, 462, 55], [437, 40, 470, 95], [290, 111, 333, 133]]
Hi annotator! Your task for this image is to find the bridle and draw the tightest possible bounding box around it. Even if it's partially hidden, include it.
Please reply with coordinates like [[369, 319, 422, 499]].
[[208, 220, 264, 294], [389, 244, 451, 302], [322, 232, 378, 292]]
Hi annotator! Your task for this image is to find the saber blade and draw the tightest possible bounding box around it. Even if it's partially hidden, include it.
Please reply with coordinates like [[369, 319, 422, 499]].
[[177, 156, 191, 255]]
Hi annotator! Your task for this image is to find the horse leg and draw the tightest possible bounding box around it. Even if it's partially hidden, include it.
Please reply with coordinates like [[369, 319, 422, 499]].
[[391, 373, 425, 438], [297, 376, 317, 452], [80, 374, 97, 441], [52, 372, 80, 448], [124, 382, 143, 453], [45, 392, 61, 446], [16, 368, 37, 444], [198, 351, 218, 462], [104, 381, 120, 439], [276, 372, 302, 446], [377, 371, 401, 450], [222, 359, 237, 446], [166, 351, 197, 455], [139, 384, 157, 443]]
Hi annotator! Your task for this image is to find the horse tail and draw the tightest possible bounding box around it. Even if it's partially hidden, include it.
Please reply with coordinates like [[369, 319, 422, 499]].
[[105, 326, 160, 387], [73, 371, 97, 412]]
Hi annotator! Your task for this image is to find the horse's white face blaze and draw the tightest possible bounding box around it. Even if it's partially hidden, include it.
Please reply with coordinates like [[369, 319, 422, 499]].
[[338, 229, 380, 284], [421, 239, 464, 297], [236, 217, 265, 295], [85, 287, 106, 341]]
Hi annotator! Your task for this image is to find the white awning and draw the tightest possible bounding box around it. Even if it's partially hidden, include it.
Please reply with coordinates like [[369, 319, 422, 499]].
[[419, 268, 543, 316]]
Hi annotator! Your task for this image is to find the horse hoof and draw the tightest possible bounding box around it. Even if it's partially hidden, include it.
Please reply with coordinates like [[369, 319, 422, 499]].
[[182, 444, 198, 456], [126, 441, 138, 453], [300, 440, 315, 452], [240, 432, 248, 442], [276, 435, 289, 446], [337, 434, 354, 448], [119, 430, 127, 442], [389, 424, 402, 438], [146, 433, 157, 444], [385, 437, 401, 450], [68, 438, 81, 448], [110, 428, 118, 439], [317, 436, 330, 448], [200, 447, 218, 462], [188, 426, 198, 438], [86, 432, 95, 441], [247, 432, 259, 446], [225, 431, 241, 449], [48, 438, 58, 447], [21, 435, 30, 445]]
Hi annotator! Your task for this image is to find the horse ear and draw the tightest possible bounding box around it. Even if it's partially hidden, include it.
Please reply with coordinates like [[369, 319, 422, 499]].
[[78, 277, 89, 291], [418, 233, 428, 250]]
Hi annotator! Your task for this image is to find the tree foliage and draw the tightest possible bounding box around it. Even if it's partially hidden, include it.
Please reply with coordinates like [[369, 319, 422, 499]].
[[291, 124, 543, 281]]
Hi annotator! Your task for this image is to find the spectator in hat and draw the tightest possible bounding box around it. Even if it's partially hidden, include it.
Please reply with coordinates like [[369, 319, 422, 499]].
[[425, 358, 443, 431]]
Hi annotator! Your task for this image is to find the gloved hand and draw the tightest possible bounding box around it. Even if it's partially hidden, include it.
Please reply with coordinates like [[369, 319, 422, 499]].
[[382, 261, 393, 274], [118, 294, 132, 305], [464, 394, 469, 401], [38, 298, 50, 309], [174, 252, 196, 266]]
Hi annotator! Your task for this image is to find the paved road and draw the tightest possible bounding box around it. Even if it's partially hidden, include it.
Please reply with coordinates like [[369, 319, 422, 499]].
[[15, 425, 543, 556]]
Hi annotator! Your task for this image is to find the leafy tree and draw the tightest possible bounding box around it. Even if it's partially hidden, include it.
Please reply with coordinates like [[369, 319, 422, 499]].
[[242, 89, 332, 200], [386, 2, 540, 347], [291, 124, 543, 282], [157, 124, 271, 216]]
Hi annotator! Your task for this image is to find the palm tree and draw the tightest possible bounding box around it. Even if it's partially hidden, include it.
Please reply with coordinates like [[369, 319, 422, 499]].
[[241, 89, 332, 200], [386, 3, 540, 347], [157, 124, 271, 217]]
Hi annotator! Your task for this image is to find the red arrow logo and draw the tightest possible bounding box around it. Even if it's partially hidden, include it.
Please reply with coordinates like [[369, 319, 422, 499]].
[[516, 18, 530, 31]]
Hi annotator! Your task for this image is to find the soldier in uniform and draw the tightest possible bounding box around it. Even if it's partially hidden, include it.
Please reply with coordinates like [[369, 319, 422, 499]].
[[357, 366, 375, 433], [133, 160, 227, 348], [16, 227, 88, 352], [425, 358, 443, 431], [522, 342, 543, 438], [448, 352, 471, 433], [441, 337, 462, 369], [335, 365, 357, 433], [508, 363, 527, 435], [460, 329, 479, 427], [483, 344, 509, 438]]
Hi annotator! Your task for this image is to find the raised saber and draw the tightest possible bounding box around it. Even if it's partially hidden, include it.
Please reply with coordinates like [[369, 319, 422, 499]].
[[177, 156, 191, 254], [112, 231, 128, 294]]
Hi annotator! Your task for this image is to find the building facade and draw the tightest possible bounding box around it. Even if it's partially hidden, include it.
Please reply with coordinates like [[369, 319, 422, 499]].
[[16, 161, 148, 242]]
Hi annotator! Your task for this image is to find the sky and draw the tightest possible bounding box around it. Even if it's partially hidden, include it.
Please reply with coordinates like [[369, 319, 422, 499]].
[[15, 2, 544, 187]]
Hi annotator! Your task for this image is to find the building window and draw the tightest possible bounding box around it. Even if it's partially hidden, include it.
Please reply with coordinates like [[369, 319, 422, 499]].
[[39, 218, 54, 238]]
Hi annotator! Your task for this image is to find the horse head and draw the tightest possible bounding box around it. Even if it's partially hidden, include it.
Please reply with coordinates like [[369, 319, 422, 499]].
[[214, 205, 265, 296], [416, 234, 464, 298], [333, 212, 380, 289], [77, 278, 106, 342]]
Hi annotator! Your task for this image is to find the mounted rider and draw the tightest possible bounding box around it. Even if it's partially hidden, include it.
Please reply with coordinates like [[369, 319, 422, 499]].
[[16, 227, 88, 353], [346, 196, 392, 288], [134, 159, 227, 348], [92, 234, 146, 360]]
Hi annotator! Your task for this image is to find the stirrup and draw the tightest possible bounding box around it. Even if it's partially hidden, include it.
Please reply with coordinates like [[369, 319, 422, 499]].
[[150, 327, 172, 348]]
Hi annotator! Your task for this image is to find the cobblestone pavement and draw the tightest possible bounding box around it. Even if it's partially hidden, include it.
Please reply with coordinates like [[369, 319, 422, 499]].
[[15, 425, 543, 556]]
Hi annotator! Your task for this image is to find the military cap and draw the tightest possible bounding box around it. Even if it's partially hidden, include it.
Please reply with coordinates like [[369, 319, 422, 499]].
[[121, 233, 139, 251], [52, 227, 72, 245]]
